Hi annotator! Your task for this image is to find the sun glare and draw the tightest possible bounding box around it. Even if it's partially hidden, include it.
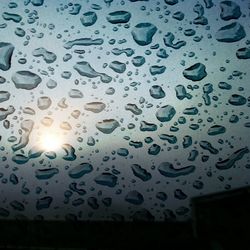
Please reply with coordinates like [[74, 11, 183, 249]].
[[40, 132, 63, 151]]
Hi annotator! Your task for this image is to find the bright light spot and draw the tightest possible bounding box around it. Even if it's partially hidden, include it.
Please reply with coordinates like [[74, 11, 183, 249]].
[[40, 132, 63, 151]]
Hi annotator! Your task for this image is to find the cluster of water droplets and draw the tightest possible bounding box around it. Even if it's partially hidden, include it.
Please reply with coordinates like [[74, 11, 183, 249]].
[[0, 0, 249, 221]]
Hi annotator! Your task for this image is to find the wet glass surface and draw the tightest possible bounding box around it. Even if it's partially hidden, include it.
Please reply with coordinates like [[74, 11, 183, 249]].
[[0, 0, 250, 221]]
